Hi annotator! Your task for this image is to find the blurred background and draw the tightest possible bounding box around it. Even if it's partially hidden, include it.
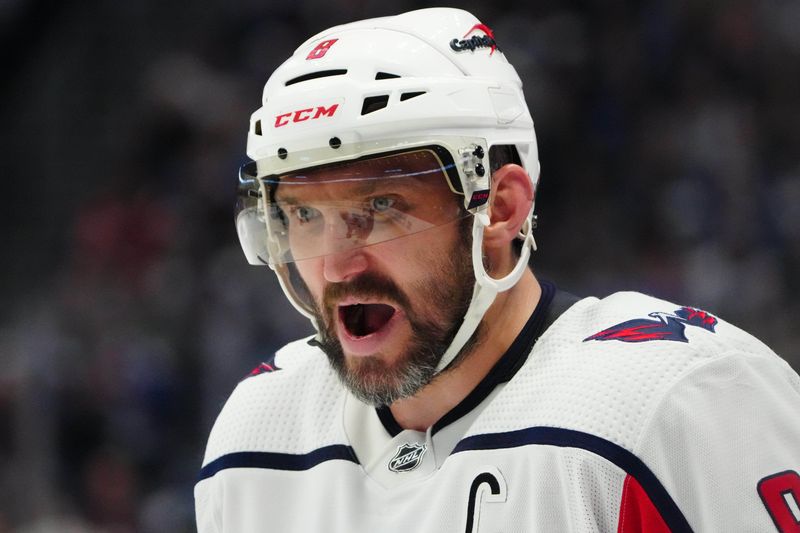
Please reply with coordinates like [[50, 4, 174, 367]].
[[1, 0, 798, 530]]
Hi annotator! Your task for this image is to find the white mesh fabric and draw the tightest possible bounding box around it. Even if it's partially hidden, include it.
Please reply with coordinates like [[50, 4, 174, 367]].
[[465, 290, 799, 531], [562, 449, 625, 531], [634, 350, 800, 531], [202, 337, 347, 465], [469, 292, 716, 450]]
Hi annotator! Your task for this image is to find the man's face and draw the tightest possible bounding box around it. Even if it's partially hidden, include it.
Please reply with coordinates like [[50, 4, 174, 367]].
[[273, 151, 476, 405]]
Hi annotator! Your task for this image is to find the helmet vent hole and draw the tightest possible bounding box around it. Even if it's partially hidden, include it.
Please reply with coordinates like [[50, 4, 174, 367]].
[[329, 137, 342, 149], [375, 72, 401, 80], [254, 120, 262, 136], [361, 95, 389, 115], [488, 145, 522, 173], [285, 69, 348, 86], [400, 91, 426, 101]]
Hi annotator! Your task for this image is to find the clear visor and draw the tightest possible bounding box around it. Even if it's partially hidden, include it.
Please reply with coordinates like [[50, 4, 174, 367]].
[[236, 142, 486, 267]]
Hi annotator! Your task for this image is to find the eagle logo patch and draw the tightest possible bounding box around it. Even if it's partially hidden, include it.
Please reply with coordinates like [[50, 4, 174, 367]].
[[584, 306, 718, 343]]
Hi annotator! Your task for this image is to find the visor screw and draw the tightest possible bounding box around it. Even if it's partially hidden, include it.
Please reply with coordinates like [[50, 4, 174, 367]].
[[475, 163, 486, 177], [329, 137, 342, 149], [277, 148, 288, 160], [473, 146, 485, 159]]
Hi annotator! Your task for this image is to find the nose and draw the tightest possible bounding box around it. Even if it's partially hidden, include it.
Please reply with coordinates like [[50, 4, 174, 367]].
[[317, 209, 372, 282], [322, 248, 368, 283]]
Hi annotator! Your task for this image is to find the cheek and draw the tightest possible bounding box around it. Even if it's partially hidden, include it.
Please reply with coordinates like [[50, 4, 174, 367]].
[[414, 221, 463, 260], [376, 225, 461, 282], [293, 258, 325, 302]]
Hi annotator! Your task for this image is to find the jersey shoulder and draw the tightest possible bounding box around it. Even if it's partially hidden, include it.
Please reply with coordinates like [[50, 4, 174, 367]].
[[201, 336, 347, 467], [470, 291, 789, 451]]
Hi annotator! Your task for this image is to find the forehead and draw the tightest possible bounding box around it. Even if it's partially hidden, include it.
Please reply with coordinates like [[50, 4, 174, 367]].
[[273, 149, 458, 199]]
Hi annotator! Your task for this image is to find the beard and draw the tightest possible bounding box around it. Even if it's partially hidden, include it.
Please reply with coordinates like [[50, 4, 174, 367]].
[[313, 222, 477, 406]]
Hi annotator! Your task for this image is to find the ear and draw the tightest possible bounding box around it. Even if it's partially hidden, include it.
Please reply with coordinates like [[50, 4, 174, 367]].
[[482, 164, 534, 254]]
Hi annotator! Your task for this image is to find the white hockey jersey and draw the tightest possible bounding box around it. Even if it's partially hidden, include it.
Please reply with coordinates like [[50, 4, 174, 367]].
[[195, 284, 800, 532]]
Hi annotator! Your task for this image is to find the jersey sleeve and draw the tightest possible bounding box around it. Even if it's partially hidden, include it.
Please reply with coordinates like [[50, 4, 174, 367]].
[[632, 349, 800, 532], [195, 475, 222, 533]]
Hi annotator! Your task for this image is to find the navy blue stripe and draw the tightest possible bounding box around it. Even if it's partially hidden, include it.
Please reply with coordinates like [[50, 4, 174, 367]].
[[198, 444, 359, 481], [452, 426, 693, 533]]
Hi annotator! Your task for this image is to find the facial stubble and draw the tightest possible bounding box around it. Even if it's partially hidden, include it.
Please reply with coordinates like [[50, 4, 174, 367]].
[[314, 221, 477, 406]]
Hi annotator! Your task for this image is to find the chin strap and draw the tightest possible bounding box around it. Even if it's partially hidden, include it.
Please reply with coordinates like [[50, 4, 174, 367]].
[[434, 210, 536, 373]]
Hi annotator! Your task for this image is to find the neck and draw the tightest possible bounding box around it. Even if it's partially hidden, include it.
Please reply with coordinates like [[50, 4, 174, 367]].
[[389, 269, 541, 431]]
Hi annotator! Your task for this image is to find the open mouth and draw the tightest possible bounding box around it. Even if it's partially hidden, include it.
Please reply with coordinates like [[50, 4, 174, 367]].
[[339, 303, 397, 338]]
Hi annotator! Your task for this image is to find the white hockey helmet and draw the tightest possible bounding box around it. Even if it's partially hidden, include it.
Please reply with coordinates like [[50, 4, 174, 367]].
[[236, 7, 539, 371]]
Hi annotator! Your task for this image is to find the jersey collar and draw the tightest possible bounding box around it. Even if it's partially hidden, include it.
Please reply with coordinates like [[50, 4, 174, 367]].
[[376, 279, 562, 437]]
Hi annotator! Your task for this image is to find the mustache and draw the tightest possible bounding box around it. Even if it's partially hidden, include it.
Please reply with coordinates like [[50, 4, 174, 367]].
[[322, 272, 412, 312]]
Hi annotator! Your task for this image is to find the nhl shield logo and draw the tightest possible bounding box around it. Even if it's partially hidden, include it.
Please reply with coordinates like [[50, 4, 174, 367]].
[[388, 443, 427, 473]]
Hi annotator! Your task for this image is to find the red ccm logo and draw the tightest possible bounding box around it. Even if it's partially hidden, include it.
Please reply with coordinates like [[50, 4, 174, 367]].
[[274, 104, 339, 128]]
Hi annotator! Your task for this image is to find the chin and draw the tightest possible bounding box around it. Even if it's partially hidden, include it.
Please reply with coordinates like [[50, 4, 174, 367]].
[[343, 350, 438, 406]]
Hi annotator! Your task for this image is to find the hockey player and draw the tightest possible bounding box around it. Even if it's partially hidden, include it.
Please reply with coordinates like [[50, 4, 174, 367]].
[[196, 8, 800, 532]]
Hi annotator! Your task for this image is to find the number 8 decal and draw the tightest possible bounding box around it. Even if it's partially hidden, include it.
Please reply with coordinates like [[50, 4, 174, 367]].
[[758, 470, 800, 533], [306, 39, 338, 60]]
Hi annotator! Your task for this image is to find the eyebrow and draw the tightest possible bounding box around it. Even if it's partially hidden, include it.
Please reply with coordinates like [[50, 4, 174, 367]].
[[273, 174, 433, 204]]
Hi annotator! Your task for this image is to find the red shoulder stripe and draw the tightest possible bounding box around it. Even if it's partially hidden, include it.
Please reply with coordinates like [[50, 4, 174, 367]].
[[618, 474, 672, 533]]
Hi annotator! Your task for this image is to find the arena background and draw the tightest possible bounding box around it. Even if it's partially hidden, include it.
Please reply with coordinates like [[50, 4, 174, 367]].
[[1, 0, 798, 530]]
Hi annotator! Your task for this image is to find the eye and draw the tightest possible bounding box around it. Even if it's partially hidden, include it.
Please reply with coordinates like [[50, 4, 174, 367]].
[[370, 196, 395, 212], [293, 206, 319, 223]]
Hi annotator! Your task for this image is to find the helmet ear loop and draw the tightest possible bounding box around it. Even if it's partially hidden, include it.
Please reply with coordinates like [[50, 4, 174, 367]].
[[472, 208, 534, 293], [434, 212, 531, 373]]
